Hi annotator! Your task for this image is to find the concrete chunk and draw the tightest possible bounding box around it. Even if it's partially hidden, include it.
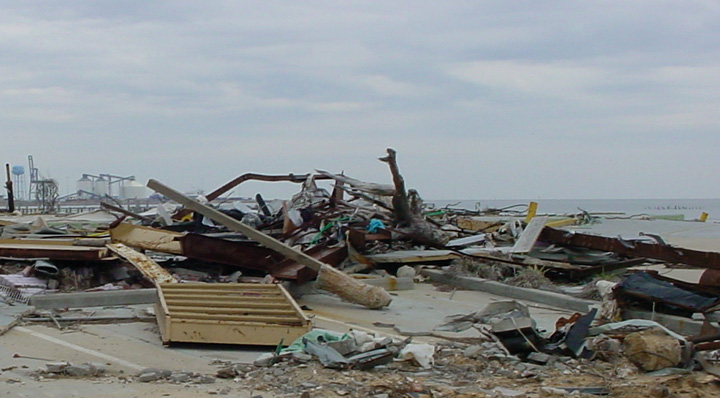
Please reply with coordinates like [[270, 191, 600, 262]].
[[46, 362, 70, 373], [65, 364, 94, 377], [138, 372, 160, 382]]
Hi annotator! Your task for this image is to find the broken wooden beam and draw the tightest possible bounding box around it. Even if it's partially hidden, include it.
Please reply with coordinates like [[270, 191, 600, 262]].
[[147, 179, 392, 309], [106, 243, 176, 285]]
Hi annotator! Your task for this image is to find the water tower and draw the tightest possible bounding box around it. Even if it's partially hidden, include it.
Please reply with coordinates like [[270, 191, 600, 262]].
[[11, 165, 26, 201]]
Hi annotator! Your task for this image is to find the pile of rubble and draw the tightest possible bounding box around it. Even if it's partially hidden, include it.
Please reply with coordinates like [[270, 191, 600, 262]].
[[1, 148, 720, 396]]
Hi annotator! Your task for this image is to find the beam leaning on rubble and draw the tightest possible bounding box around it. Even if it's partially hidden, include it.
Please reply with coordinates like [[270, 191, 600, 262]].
[[146, 179, 393, 309]]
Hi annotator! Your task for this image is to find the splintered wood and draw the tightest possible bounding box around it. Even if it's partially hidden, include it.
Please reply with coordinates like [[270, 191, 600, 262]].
[[155, 283, 312, 346], [106, 243, 176, 285]]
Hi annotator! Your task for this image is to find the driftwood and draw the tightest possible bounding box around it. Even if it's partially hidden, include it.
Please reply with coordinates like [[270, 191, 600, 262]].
[[316, 170, 395, 196], [335, 185, 394, 211], [379, 148, 449, 246]]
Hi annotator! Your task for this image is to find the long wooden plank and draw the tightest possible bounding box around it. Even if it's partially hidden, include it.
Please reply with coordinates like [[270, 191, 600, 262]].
[[147, 179, 392, 309], [0, 243, 107, 261]]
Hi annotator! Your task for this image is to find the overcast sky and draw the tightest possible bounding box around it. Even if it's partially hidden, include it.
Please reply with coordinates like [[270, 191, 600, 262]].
[[1, 1, 719, 200]]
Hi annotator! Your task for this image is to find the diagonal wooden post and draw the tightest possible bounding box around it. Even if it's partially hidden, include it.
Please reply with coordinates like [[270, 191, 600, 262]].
[[146, 179, 392, 309]]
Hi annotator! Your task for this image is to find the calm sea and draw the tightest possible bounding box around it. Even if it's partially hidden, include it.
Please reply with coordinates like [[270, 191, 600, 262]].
[[427, 199, 720, 221]]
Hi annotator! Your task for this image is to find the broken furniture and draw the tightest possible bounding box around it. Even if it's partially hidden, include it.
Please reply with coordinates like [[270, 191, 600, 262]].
[[155, 283, 311, 346]]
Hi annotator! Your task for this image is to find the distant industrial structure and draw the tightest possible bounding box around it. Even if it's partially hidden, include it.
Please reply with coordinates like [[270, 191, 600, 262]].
[[2, 154, 156, 214], [27, 155, 59, 213], [75, 174, 149, 200]]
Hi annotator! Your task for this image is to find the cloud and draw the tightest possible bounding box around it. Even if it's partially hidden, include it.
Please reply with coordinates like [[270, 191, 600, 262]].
[[1, 1, 719, 200], [446, 60, 608, 99]]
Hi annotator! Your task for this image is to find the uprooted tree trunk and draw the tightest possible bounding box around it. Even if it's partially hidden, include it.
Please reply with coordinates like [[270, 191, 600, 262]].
[[379, 148, 449, 247]]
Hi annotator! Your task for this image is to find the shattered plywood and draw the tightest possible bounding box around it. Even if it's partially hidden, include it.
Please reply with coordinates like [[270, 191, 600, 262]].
[[510, 216, 548, 254], [155, 283, 311, 346]]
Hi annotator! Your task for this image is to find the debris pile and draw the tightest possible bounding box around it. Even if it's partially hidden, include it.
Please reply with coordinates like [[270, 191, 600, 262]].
[[2, 149, 720, 396]]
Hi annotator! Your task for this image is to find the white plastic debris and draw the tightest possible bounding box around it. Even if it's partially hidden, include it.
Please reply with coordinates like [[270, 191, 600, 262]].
[[399, 343, 435, 369]]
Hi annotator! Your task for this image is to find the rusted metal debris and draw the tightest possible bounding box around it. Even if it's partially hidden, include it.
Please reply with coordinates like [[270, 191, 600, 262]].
[[539, 226, 720, 269]]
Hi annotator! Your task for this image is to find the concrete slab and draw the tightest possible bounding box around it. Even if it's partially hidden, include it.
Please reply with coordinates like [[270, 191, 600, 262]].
[[420, 269, 597, 313], [299, 282, 575, 337], [0, 302, 33, 335], [29, 289, 157, 310]]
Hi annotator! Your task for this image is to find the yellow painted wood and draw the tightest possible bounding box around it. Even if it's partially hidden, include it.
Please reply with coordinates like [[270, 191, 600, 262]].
[[524, 201, 538, 223], [155, 282, 311, 346], [164, 299, 292, 309], [170, 311, 302, 324], [162, 283, 278, 289], [165, 321, 310, 346], [545, 218, 578, 228], [166, 306, 296, 316]]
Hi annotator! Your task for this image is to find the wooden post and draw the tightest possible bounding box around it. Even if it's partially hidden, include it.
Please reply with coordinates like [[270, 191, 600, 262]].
[[146, 179, 392, 309], [4, 164, 14, 213]]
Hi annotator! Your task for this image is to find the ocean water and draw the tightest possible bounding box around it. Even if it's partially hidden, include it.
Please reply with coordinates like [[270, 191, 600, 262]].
[[427, 199, 720, 221]]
